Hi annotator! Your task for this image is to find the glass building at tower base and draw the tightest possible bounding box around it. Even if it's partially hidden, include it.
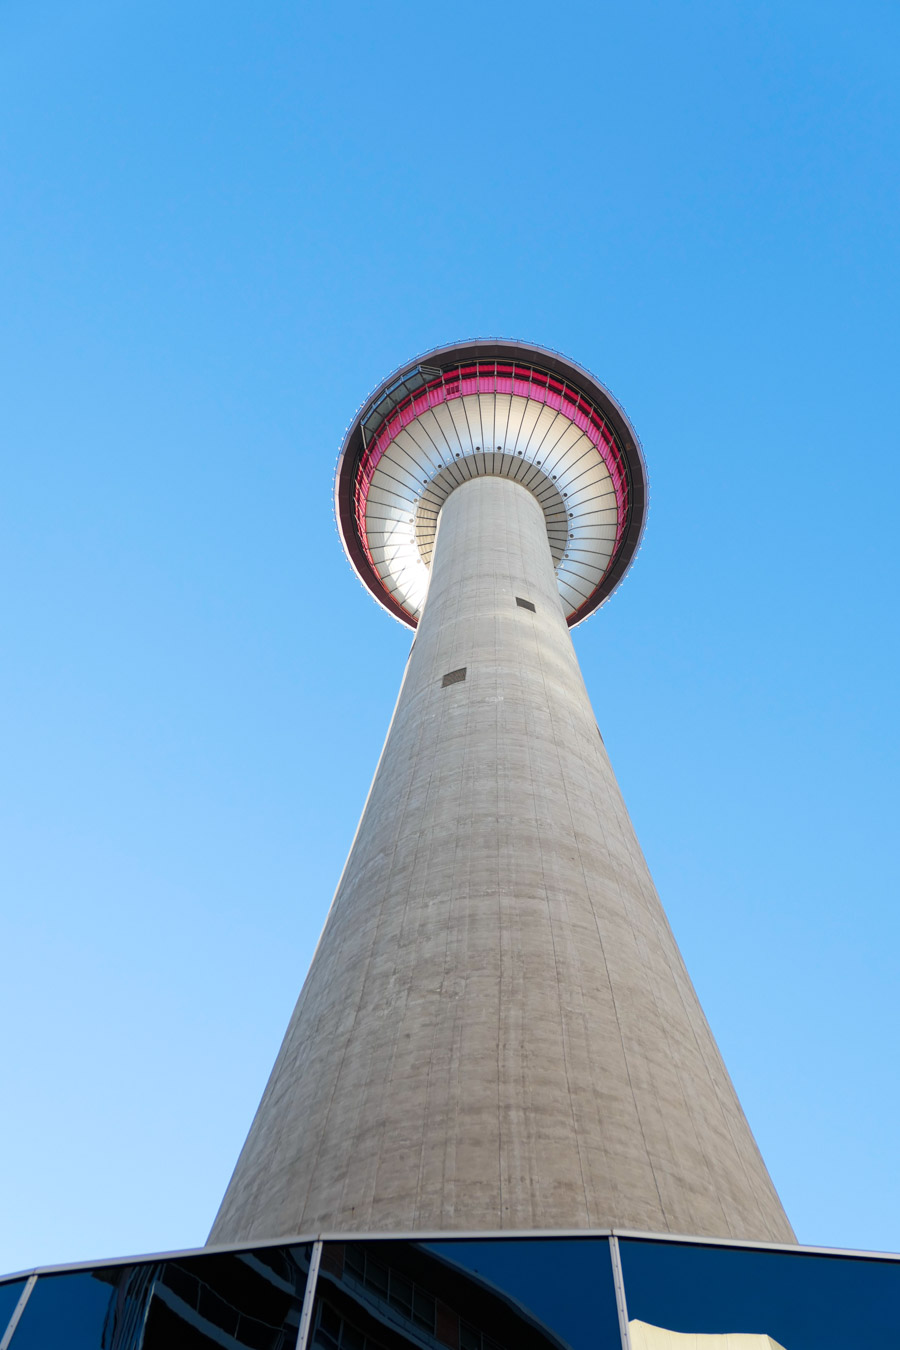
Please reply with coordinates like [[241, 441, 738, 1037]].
[[2, 1230, 898, 1350]]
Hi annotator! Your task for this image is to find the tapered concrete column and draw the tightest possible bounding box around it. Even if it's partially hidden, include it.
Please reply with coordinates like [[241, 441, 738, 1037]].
[[210, 475, 794, 1246]]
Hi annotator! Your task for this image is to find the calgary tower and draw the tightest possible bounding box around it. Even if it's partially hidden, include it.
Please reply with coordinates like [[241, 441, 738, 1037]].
[[210, 339, 794, 1248]]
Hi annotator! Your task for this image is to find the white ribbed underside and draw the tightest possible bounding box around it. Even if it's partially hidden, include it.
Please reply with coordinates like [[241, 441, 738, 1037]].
[[364, 392, 619, 620]]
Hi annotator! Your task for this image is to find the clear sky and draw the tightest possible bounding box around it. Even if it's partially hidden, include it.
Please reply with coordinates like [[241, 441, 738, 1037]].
[[1, 0, 898, 1276]]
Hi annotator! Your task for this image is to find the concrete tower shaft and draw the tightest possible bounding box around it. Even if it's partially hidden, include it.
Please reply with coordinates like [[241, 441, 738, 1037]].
[[211, 475, 794, 1246]]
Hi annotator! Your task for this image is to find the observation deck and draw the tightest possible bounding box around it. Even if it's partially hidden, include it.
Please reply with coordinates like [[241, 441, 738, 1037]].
[[335, 339, 648, 627]]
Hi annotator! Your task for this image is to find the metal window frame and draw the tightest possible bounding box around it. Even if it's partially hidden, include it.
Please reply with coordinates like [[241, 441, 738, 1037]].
[[295, 1240, 323, 1350], [5, 1228, 900, 1350], [4, 1226, 900, 1286], [0, 1275, 37, 1350], [608, 1236, 632, 1350]]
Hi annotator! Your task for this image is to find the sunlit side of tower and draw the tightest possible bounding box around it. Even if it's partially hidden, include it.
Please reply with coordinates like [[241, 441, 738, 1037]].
[[210, 340, 794, 1248]]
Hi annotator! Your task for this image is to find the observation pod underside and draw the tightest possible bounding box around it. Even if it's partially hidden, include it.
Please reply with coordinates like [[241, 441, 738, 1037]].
[[335, 339, 648, 626]]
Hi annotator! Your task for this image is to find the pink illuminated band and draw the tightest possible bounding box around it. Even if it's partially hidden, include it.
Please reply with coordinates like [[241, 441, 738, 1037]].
[[351, 362, 631, 619]]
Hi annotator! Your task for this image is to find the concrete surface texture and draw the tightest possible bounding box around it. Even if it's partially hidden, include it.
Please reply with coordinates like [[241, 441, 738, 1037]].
[[210, 475, 794, 1245]]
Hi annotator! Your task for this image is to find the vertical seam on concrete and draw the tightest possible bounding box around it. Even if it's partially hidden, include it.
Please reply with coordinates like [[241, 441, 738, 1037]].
[[577, 677, 669, 1229], [532, 571, 594, 1225], [592, 766, 721, 1236], [211, 640, 428, 1239], [595, 729, 772, 1235], [292, 612, 438, 1228], [581, 685, 750, 1238], [371, 504, 465, 1227], [664, 927, 788, 1239], [545, 625, 620, 1226], [412, 495, 471, 1227], [493, 553, 505, 1225]]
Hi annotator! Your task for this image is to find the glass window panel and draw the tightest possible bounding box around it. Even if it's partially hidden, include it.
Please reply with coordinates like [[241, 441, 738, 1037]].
[[388, 1271, 413, 1314], [343, 1320, 366, 1350], [423, 1239, 620, 1350], [345, 1247, 366, 1280], [321, 1303, 342, 1339], [0, 1280, 26, 1339], [460, 1320, 481, 1350], [620, 1237, 900, 1350], [10, 1244, 311, 1349], [365, 1259, 389, 1296], [316, 1238, 620, 1350], [411, 1286, 434, 1331], [8, 1269, 124, 1349]]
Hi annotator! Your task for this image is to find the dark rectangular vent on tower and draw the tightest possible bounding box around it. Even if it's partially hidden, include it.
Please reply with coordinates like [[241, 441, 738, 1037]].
[[516, 597, 536, 612], [441, 667, 467, 687]]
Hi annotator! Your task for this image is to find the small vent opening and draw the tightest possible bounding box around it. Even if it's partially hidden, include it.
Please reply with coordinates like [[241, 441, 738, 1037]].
[[442, 667, 467, 687], [515, 597, 536, 612]]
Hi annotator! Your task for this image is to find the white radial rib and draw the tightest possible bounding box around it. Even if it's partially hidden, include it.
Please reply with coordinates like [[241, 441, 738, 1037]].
[[364, 393, 618, 622]]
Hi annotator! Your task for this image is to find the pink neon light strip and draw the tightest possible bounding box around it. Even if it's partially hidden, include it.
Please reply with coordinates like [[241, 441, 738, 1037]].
[[353, 364, 630, 615]]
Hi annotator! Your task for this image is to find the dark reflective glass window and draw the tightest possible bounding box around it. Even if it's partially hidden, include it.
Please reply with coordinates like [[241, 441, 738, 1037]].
[[0, 1280, 26, 1339], [423, 1239, 620, 1350], [316, 1237, 620, 1350], [8, 1270, 123, 1349], [11, 1244, 311, 1349], [620, 1238, 900, 1350]]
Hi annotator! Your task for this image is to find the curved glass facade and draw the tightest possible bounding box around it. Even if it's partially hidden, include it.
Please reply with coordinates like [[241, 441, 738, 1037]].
[[619, 1237, 900, 1349], [0, 1244, 312, 1349], [1, 1234, 898, 1350]]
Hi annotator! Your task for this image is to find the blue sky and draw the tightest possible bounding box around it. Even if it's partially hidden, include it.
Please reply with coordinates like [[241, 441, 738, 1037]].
[[1, 0, 898, 1274]]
